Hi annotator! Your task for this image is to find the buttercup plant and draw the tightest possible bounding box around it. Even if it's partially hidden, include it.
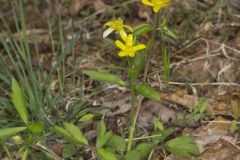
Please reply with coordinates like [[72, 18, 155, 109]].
[[0, 0, 201, 159], [87, 0, 170, 152], [85, 0, 200, 159]]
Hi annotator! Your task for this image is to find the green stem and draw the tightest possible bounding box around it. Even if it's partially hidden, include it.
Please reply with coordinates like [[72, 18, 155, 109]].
[[134, 12, 161, 126], [127, 58, 135, 151], [143, 12, 160, 82], [127, 77, 135, 151]]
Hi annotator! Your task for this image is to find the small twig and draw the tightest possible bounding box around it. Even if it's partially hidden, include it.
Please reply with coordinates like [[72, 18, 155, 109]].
[[201, 120, 239, 124], [172, 38, 240, 56], [125, 133, 164, 141], [168, 81, 240, 87]]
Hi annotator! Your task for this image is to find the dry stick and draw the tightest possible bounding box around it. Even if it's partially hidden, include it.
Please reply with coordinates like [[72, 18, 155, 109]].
[[172, 37, 240, 57], [133, 12, 161, 128], [201, 120, 240, 124], [168, 81, 240, 87]]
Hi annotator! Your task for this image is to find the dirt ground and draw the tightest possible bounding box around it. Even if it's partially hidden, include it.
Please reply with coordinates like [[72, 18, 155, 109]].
[[1, 0, 240, 159]]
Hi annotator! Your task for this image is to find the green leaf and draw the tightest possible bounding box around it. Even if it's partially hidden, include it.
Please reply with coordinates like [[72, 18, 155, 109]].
[[11, 77, 29, 124], [21, 148, 30, 160], [162, 26, 177, 39], [125, 150, 141, 160], [136, 142, 155, 158], [63, 123, 88, 145], [153, 116, 164, 131], [133, 23, 153, 36], [151, 128, 175, 144], [96, 120, 112, 148], [193, 113, 202, 121], [0, 127, 26, 139], [135, 84, 160, 100], [63, 144, 77, 159], [97, 148, 118, 160], [96, 120, 106, 148], [198, 98, 208, 114], [106, 135, 126, 152], [53, 125, 76, 144], [230, 120, 238, 133], [231, 100, 240, 120], [165, 136, 200, 157], [28, 123, 44, 134], [104, 131, 113, 144], [84, 70, 126, 86], [79, 114, 95, 122], [125, 143, 155, 160]]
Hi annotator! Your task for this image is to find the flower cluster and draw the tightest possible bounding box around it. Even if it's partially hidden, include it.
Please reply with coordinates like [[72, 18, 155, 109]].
[[103, 18, 146, 58], [103, 0, 170, 57]]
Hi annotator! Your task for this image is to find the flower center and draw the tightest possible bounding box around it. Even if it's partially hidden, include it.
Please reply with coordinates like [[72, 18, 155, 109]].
[[109, 20, 123, 31], [125, 46, 134, 53]]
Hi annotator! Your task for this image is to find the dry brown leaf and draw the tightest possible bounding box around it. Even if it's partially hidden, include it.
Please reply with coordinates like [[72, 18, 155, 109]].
[[69, 0, 89, 16], [93, 0, 106, 12], [202, 139, 240, 160], [194, 116, 231, 136]]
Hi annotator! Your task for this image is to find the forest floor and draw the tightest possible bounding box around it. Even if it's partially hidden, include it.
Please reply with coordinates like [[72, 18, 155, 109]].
[[0, 0, 240, 159]]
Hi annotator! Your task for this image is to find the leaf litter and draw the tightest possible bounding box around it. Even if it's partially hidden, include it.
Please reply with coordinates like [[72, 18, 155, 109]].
[[1, 0, 240, 159]]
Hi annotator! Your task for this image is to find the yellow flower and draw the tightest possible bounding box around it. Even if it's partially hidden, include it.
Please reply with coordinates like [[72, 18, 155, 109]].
[[115, 34, 146, 57], [103, 17, 132, 41], [142, 0, 170, 13]]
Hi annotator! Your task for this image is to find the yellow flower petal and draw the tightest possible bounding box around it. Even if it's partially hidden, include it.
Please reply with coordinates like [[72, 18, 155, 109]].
[[104, 21, 114, 27], [142, 0, 154, 6], [117, 17, 123, 24], [115, 40, 126, 50], [153, 5, 161, 13], [118, 51, 128, 57], [119, 29, 127, 42], [128, 52, 136, 57], [126, 34, 133, 47], [133, 44, 146, 51]]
